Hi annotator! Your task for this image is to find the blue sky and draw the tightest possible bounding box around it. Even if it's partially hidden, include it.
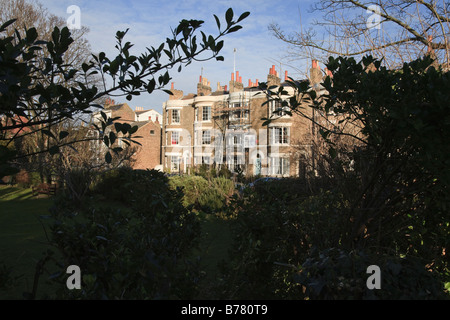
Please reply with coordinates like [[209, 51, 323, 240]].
[[43, 0, 317, 113]]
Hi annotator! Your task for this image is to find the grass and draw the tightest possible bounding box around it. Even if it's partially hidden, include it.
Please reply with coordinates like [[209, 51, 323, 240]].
[[0, 185, 57, 299], [196, 214, 233, 299], [0, 185, 233, 299]]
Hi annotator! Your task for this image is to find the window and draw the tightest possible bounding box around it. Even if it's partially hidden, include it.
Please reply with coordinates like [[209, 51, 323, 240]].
[[270, 100, 290, 117], [228, 155, 241, 172], [150, 130, 155, 135], [271, 157, 290, 176], [271, 127, 289, 145], [202, 156, 211, 165], [171, 109, 180, 124], [171, 131, 179, 145], [171, 156, 180, 172], [232, 134, 242, 145], [202, 106, 211, 121], [202, 130, 211, 145]]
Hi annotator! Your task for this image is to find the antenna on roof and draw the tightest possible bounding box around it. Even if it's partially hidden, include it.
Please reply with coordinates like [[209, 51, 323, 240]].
[[233, 48, 237, 75]]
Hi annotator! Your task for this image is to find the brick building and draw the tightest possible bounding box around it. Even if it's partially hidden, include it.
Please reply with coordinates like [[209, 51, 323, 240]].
[[161, 62, 328, 177], [94, 100, 162, 170]]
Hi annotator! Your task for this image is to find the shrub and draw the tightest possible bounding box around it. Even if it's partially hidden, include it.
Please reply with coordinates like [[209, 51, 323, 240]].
[[219, 178, 449, 299], [295, 247, 448, 300], [168, 175, 234, 214], [218, 186, 350, 299], [48, 169, 202, 299]]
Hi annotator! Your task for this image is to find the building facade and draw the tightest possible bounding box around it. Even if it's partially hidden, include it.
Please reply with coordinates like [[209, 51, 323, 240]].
[[161, 63, 325, 177], [94, 100, 163, 170]]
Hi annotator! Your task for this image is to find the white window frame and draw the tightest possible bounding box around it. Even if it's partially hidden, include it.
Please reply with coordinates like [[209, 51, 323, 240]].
[[271, 127, 290, 145], [171, 109, 180, 124], [171, 131, 180, 145], [270, 157, 290, 176], [202, 106, 211, 121], [202, 130, 211, 145], [270, 100, 290, 117], [170, 156, 181, 171]]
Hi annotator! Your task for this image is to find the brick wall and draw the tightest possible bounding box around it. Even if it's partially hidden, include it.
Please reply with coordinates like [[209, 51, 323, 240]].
[[160, 62, 327, 177], [132, 121, 161, 170]]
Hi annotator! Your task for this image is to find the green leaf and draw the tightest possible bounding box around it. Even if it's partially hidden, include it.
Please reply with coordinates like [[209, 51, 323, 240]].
[[328, 147, 337, 159], [49, 145, 60, 155], [225, 8, 234, 26], [42, 129, 56, 140], [227, 25, 242, 34], [105, 151, 112, 164], [59, 131, 69, 140], [213, 14, 221, 30], [109, 131, 116, 145], [237, 11, 250, 23], [114, 123, 123, 132], [25, 27, 38, 44], [0, 19, 17, 32]]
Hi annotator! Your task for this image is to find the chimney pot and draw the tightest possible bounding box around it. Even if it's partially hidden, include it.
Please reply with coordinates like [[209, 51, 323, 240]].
[[285, 70, 288, 81], [231, 73, 234, 81], [312, 60, 320, 69], [171, 82, 174, 90]]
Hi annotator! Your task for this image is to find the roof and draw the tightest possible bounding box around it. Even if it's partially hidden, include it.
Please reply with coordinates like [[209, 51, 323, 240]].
[[135, 109, 155, 114], [106, 104, 126, 111], [131, 121, 152, 129]]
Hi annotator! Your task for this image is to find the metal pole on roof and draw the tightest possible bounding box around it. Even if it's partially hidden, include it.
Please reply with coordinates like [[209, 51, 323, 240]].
[[233, 48, 236, 76]]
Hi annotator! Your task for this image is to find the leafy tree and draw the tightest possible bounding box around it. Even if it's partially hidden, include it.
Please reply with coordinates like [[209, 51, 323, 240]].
[[258, 54, 450, 297], [0, 8, 250, 178]]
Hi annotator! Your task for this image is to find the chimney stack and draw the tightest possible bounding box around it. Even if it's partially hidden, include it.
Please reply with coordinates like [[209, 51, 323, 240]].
[[312, 59, 320, 69], [427, 35, 433, 53], [267, 65, 280, 86], [229, 70, 243, 93], [310, 59, 322, 87]]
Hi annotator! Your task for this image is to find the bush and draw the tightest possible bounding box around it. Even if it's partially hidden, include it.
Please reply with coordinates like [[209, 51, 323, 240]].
[[48, 169, 202, 299], [218, 186, 349, 299], [90, 167, 135, 204], [218, 181, 449, 299], [168, 175, 234, 214], [295, 247, 448, 300]]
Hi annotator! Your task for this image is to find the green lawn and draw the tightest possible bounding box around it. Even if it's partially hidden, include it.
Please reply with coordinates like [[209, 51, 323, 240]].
[[0, 186, 57, 299], [196, 215, 233, 299], [0, 185, 233, 299]]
